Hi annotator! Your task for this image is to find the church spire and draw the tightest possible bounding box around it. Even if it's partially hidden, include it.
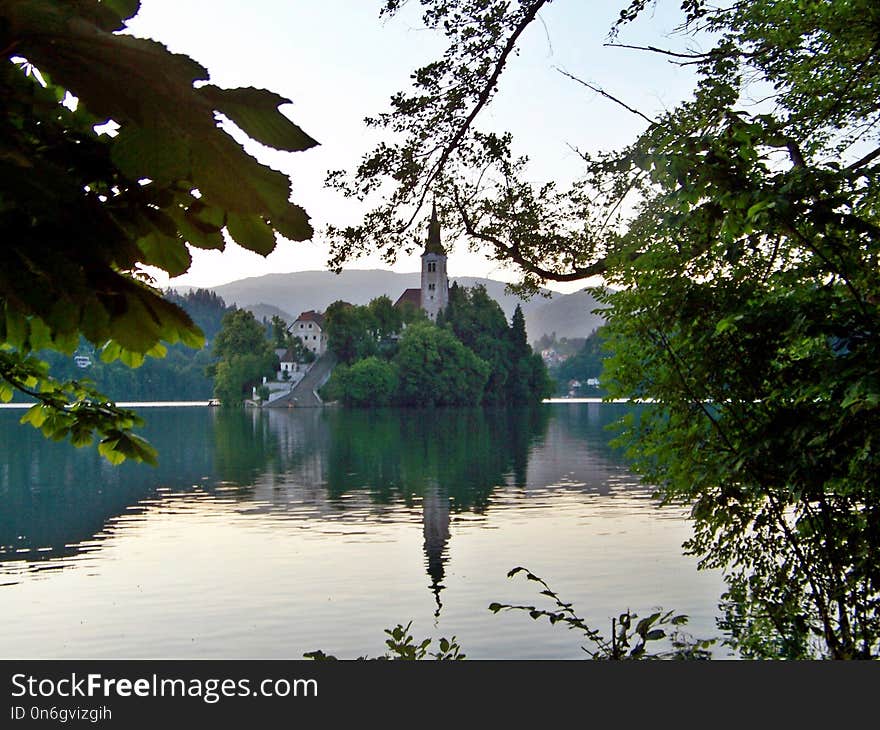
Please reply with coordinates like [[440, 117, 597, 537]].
[[424, 201, 445, 255], [420, 199, 448, 321]]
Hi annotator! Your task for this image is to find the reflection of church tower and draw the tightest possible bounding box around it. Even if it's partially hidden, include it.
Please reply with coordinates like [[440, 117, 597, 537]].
[[420, 203, 448, 321], [422, 484, 451, 616]]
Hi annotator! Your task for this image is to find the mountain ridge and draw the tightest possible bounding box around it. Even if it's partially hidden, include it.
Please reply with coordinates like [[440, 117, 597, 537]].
[[172, 269, 605, 340]]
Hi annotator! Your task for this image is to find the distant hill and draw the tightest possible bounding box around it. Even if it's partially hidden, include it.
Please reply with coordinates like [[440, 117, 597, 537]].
[[244, 302, 294, 324], [184, 269, 604, 340], [524, 290, 606, 341]]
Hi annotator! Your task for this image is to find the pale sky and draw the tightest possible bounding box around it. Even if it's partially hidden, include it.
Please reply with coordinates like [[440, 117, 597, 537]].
[[125, 1, 700, 293]]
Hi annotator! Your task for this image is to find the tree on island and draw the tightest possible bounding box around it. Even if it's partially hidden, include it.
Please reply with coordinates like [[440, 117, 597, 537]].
[[210, 309, 278, 406], [325, 1, 880, 658], [394, 322, 489, 407], [329, 357, 399, 408], [269, 315, 290, 350], [367, 295, 404, 343], [322, 286, 549, 407], [0, 0, 316, 463], [440, 286, 551, 403], [323, 300, 381, 365]]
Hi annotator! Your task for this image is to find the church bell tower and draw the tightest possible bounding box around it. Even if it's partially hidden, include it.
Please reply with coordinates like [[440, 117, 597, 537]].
[[420, 202, 448, 321]]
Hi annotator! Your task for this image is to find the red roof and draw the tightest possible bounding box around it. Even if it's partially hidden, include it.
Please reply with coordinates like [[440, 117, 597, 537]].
[[295, 310, 325, 326], [394, 288, 421, 309]]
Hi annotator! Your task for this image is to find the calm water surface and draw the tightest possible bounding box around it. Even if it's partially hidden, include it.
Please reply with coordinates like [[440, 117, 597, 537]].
[[0, 404, 726, 658]]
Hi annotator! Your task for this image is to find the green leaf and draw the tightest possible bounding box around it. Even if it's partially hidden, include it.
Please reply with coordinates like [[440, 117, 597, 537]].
[[111, 124, 191, 183], [746, 200, 773, 220], [190, 132, 291, 214], [272, 204, 313, 242], [70, 424, 95, 448], [27, 317, 53, 351], [186, 200, 226, 230], [98, 439, 127, 466], [5, 308, 29, 350], [227, 213, 277, 256], [102, 0, 141, 23], [198, 85, 319, 152], [635, 612, 661, 637], [118, 348, 146, 369], [170, 207, 224, 251], [98, 431, 157, 466], [100, 341, 123, 363], [136, 231, 192, 277], [20, 404, 48, 428]]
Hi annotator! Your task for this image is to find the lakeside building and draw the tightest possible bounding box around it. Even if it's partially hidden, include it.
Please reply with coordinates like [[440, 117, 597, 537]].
[[291, 310, 328, 356]]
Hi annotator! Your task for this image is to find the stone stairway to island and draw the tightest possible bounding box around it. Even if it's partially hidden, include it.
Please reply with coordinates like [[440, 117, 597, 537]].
[[265, 352, 337, 408]]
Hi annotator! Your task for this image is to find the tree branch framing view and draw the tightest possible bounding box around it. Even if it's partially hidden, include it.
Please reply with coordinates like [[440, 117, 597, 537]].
[[326, 0, 880, 658], [0, 0, 316, 462], [1, 0, 878, 659]]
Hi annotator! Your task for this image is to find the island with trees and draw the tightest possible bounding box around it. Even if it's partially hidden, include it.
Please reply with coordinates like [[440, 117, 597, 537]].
[[321, 284, 552, 408]]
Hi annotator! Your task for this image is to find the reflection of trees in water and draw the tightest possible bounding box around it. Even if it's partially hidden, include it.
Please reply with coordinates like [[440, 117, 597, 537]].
[[549, 402, 641, 462], [0, 409, 216, 564], [0, 404, 630, 564], [319, 406, 550, 613], [0, 404, 622, 592], [523, 403, 645, 496], [0, 405, 339, 567], [211, 408, 281, 488], [323, 407, 550, 509]]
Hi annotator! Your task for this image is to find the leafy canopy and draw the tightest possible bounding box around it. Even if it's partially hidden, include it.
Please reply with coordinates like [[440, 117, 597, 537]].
[[0, 0, 316, 462], [326, 0, 880, 657]]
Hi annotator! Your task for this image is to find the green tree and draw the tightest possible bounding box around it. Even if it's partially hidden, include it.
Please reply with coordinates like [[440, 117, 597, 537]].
[[555, 327, 607, 393], [270, 315, 290, 349], [506, 303, 550, 403], [211, 309, 277, 405], [443, 283, 512, 403], [442, 287, 550, 403], [399, 300, 428, 326], [509, 305, 529, 361], [164, 289, 232, 342], [326, 356, 399, 407], [324, 1, 880, 657], [0, 0, 316, 462], [518, 351, 554, 403], [287, 335, 313, 364], [395, 322, 489, 407], [367, 295, 403, 342], [324, 301, 377, 365]]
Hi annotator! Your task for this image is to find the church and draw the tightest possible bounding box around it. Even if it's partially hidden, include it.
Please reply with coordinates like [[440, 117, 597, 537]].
[[394, 203, 449, 321]]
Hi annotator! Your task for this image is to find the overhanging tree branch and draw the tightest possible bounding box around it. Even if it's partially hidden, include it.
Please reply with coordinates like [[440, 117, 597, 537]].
[[398, 0, 552, 234], [556, 67, 656, 125]]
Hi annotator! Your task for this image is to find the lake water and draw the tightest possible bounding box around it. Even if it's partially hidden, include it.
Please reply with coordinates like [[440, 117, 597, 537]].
[[0, 403, 727, 659]]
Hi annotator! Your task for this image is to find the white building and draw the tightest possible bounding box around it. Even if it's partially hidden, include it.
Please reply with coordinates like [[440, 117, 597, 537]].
[[278, 348, 309, 385], [291, 310, 328, 356]]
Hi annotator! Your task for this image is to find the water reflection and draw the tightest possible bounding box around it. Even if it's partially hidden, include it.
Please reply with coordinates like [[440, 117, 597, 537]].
[[1, 403, 726, 659], [0, 404, 639, 609]]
